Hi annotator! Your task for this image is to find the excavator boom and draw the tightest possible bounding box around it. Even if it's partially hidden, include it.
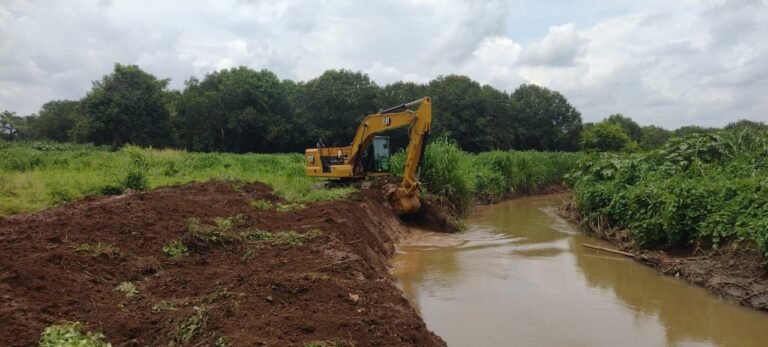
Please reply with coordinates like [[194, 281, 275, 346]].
[[304, 97, 432, 215]]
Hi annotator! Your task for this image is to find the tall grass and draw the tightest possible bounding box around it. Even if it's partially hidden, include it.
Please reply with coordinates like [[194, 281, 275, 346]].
[[568, 128, 768, 256], [391, 138, 582, 212], [0, 142, 353, 216]]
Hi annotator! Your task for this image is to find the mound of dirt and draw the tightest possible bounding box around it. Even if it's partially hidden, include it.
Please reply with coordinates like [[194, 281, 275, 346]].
[[0, 181, 445, 346]]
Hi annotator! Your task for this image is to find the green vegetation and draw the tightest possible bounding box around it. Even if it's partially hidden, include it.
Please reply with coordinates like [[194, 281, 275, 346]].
[[250, 199, 273, 209], [114, 282, 139, 298], [162, 240, 189, 257], [569, 127, 768, 256], [581, 123, 635, 152], [38, 322, 111, 347], [392, 138, 583, 211], [72, 242, 125, 259], [239, 229, 322, 246], [0, 143, 353, 216], [171, 306, 209, 345]]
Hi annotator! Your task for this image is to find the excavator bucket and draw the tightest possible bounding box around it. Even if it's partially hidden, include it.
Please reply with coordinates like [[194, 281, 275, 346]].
[[383, 183, 421, 215]]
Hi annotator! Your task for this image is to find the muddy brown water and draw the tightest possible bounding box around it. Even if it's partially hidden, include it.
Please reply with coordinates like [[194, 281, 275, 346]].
[[392, 195, 768, 347]]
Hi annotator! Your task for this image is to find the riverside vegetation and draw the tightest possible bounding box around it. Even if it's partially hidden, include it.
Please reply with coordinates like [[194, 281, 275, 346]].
[[568, 127, 768, 257]]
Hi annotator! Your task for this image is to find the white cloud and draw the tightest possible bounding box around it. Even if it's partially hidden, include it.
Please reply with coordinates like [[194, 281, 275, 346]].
[[0, 0, 765, 129], [519, 23, 588, 67]]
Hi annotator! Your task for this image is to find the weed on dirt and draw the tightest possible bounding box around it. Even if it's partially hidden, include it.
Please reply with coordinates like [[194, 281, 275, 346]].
[[250, 199, 273, 209], [38, 322, 111, 347], [239, 229, 322, 246], [72, 242, 125, 259], [171, 306, 209, 345], [113, 282, 139, 298], [162, 240, 189, 257]]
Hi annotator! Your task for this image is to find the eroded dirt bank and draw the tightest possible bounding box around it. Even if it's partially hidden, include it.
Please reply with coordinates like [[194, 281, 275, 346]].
[[560, 199, 768, 311], [0, 181, 445, 346]]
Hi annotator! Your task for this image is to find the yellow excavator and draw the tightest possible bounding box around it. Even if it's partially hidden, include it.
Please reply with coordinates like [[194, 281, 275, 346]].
[[304, 97, 432, 215]]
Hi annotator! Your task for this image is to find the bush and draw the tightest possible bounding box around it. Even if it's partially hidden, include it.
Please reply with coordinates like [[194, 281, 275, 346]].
[[581, 122, 635, 152], [570, 128, 768, 256], [39, 322, 111, 347]]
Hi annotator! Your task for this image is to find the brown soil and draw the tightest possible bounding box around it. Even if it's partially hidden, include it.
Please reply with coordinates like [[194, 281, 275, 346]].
[[560, 199, 768, 311], [0, 181, 445, 346]]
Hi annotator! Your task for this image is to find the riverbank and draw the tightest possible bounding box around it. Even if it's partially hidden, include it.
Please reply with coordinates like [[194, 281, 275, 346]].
[[0, 181, 445, 346], [560, 198, 768, 311]]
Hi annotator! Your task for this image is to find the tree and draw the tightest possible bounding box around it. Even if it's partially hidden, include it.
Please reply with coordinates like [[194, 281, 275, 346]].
[[294, 70, 381, 147], [724, 119, 768, 131], [76, 64, 174, 149], [0, 111, 34, 141], [581, 122, 634, 152], [639, 125, 672, 150], [674, 125, 717, 137], [604, 114, 642, 142], [173, 67, 295, 153], [510, 84, 583, 151], [33, 100, 80, 142], [426, 75, 496, 152]]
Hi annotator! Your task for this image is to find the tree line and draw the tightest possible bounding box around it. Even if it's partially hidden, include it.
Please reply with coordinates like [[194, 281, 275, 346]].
[[1, 63, 763, 153]]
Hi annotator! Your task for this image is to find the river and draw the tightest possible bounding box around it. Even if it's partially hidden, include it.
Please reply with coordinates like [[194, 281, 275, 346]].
[[392, 194, 767, 347]]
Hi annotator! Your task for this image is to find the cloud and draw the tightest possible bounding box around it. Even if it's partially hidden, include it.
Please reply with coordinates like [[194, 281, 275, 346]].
[[0, 0, 765, 129], [519, 23, 588, 67]]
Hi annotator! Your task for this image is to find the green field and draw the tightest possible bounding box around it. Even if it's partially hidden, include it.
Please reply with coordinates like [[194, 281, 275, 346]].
[[0, 142, 354, 216]]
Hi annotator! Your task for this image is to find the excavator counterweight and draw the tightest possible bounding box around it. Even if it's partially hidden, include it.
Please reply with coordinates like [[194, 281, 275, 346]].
[[304, 97, 432, 215]]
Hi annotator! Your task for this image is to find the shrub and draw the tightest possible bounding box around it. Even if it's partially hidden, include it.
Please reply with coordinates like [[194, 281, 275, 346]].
[[39, 322, 111, 347]]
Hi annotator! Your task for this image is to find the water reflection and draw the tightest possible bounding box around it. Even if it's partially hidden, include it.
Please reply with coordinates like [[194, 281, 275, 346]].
[[392, 195, 768, 347]]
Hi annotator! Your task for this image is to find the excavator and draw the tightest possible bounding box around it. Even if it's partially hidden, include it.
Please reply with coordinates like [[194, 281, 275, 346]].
[[304, 97, 432, 215]]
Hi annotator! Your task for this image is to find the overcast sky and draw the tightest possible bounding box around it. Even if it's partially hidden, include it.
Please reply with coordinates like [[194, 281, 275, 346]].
[[1, 0, 766, 128]]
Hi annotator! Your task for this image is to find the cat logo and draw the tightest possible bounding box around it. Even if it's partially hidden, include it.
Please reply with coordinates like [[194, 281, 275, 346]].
[[383, 117, 391, 126]]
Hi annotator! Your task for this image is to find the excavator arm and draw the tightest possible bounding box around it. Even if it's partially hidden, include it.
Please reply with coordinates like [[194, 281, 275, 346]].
[[304, 97, 432, 215]]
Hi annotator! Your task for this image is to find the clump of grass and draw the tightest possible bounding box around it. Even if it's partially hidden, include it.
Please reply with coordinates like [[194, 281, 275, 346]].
[[187, 215, 246, 244], [250, 199, 273, 209], [171, 306, 209, 345], [162, 240, 189, 257], [38, 321, 111, 347], [152, 298, 189, 312], [276, 202, 306, 212], [72, 242, 125, 259], [114, 281, 139, 297], [240, 229, 322, 246]]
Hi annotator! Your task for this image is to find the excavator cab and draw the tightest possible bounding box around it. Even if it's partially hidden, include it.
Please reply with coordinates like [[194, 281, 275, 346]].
[[362, 136, 391, 173]]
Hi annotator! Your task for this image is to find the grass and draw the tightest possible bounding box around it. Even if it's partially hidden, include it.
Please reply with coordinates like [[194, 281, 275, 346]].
[[72, 242, 126, 259], [391, 138, 583, 212], [239, 229, 322, 246], [38, 322, 111, 347], [568, 128, 768, 256], [162, 240, 189, 257], [171, 306, 209, 345], [187, 215, 246, 244], [0, 142, 355, 216], [114, 281, 139, 297]]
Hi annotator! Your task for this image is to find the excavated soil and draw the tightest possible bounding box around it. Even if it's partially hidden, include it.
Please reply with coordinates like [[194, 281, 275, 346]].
[[0, 181, 446, 346], [560, 200, 768, 311]]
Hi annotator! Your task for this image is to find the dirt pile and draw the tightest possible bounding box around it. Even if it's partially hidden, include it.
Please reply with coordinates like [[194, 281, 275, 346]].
[[0, 181, 445, 346]]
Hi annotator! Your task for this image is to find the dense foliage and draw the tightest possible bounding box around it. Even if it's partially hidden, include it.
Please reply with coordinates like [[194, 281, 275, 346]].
[[569, 127, 768, 256], [580, 122, 635, 152], [3, 64, 585, 153], [391, 138, 582, 211]]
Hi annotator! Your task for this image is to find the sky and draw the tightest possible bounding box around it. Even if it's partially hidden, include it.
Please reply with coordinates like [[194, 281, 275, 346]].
[[1, 0, 766, 129]]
